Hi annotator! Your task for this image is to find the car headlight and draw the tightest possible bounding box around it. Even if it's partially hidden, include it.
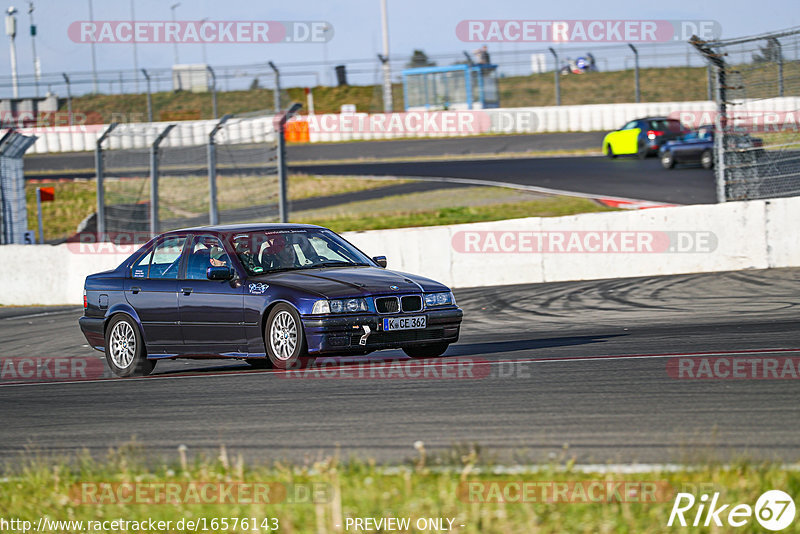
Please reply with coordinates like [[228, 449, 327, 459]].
[[312, 298, 368, 314], [424, 292, 455, 307]]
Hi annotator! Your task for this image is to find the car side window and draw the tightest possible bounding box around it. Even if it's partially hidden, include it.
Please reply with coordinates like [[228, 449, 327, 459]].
[[131, 250, 152, 279], [621, 121, 637, 130], [186, 236, 232, 280], [149, 236, 187, 279]]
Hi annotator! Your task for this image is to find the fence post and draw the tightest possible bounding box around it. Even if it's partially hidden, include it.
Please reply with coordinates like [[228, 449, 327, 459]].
[[269, 61, 281, 114], [706, 64, 713, 100], [141, 68, 153, 122], [61, 73, 72, 126], [149, 124, 175, 236], [548, 47, 560, 106], [775, 39, 784, 97], [207, 114, 231, 225], [207, 66, 218, 119], [276, 103, 302, 223], [628, 43, 640, 103], [95, 122, 119, 236], [691, 36, 727, 203]]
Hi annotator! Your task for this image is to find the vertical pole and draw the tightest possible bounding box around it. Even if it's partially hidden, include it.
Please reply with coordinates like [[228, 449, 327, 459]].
[[628, 43, 640, 103], [207, 138, 217, 225], [379, 0, 393, 112], [36, 187, 43, 244], [776, 39, 784, 97], [207, 114, 230, 226], [149, 144, 158, 235], [95, 140, 104, 235], [706, 64, 713, 101], [277, 117, 288, 223], [548, 47, 560, 106], [130, 0, 139, 92], [88, 0, 98, 93], [207, 66, 217, 119], [141, 69, 152, 122], [94, 122, 117, 237], [714, 64, 727, 203], [276, 103, 302, 224], [269, 61, 280, 114], [62, 73, 73, 126], [149, 124, 175, 236], [28, 2, 39, 98]]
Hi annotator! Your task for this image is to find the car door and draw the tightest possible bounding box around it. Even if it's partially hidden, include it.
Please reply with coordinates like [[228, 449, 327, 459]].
[[613, 120, 642, 155], [178, 235, 245, 353], [125, 235, 187, 352]]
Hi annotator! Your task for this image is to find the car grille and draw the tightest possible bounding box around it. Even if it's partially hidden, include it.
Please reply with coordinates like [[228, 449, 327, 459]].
[[401, 295, 422, 312], [375, 297, 399, 314], [352, 329, 444, 346]]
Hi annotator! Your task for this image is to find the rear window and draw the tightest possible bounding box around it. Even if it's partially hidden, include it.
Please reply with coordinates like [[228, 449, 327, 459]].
[[648, 119, 684, 132]]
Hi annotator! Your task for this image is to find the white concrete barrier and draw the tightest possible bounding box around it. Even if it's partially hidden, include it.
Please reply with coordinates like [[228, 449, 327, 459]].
[[15, 97, 800, 154], [2, 197, 799, 305]]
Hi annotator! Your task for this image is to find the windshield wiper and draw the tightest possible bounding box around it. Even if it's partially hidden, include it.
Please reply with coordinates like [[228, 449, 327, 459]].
[[303, 261, 369, 269]]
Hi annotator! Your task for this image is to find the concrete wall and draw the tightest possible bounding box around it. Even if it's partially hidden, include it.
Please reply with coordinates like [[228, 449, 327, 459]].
[[15, 96, 800, 154], [2, 196, 798, 305]]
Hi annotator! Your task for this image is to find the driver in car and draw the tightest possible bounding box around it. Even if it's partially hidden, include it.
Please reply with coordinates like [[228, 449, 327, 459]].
[[262, 235, 298, 269]]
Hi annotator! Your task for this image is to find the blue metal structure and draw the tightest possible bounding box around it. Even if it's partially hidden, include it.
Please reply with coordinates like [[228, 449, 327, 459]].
[[402, 64, 499, 111]]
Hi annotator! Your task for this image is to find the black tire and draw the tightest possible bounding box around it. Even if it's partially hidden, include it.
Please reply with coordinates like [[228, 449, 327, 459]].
[[264, 304, 308, 369], [606, 144, 617, 158], [403, 343, 450, 359], [105, 314, 154, 377], [661, 151, 675, 169], [700, 149, 714, 169], [246, 358, 272, 369]]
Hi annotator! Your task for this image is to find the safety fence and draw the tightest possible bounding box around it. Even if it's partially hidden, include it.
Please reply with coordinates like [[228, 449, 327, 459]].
[[692, 27, 800, 201]]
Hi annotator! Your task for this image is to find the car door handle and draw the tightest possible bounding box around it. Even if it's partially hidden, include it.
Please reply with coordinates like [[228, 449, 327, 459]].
[[130, 286, 141, 294], [181, 287, 193, 295]]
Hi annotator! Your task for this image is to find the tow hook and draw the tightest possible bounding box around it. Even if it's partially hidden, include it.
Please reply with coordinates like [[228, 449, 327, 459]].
[[359, 325, 371, 346]]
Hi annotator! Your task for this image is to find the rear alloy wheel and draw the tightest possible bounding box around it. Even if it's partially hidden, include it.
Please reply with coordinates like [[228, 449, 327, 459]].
[[265, 304, 307, 369], [606, 144, 617, 158], [105, 314, 154, 377], [661, 151, 675, 169], [403, 343, 450, 359], [701, 150, 714, 169]]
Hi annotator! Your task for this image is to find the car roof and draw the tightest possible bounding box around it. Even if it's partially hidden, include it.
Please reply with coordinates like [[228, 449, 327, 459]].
[[631, 117, 679, 122], [162, 223, 325, 236]]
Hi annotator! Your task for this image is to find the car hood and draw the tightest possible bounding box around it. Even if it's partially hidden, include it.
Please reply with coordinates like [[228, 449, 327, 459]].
[[252, 266, 449, 299]]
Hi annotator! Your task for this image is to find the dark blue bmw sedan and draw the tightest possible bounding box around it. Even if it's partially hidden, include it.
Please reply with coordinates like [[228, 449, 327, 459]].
[[79, 224, 463, 377]]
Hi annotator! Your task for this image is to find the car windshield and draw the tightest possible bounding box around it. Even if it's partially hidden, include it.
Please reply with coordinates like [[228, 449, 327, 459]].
[[228, 228, 373, 275]]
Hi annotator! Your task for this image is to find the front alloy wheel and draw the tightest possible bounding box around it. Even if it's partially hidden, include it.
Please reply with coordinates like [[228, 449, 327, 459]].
[[265, 304, 307, 369], [105, 314, 154, 377]]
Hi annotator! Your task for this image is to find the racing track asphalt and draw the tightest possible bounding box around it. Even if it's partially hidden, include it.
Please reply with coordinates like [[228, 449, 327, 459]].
[[1, 268, 799, 465]]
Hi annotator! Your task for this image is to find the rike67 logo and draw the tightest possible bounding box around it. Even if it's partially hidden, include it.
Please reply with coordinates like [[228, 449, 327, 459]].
[[668, 490, 796, 530]]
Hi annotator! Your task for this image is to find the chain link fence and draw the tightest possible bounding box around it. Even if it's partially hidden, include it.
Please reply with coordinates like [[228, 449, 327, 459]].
[[692, 27, 800, 201], [88, 111, 280, 238]]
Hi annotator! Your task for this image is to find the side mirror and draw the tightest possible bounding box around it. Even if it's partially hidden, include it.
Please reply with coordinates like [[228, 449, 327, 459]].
[[373, 256, 387, 268], [207, 266, 234, 280]]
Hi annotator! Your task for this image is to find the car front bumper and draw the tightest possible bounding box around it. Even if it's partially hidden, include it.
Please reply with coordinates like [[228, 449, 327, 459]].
[[302, 307, 462, 355]]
